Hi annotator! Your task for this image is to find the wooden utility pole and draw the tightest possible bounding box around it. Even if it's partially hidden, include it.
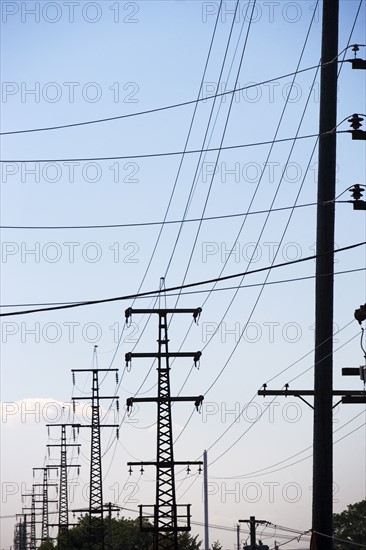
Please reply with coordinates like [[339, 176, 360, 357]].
[[238, 517, 267, 550], [312, 1, 338, 549], [203, 450, 209, 550]]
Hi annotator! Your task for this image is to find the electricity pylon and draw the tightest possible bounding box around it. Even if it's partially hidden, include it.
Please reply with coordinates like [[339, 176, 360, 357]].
[[22, 487, 42, 550], [47, 423, 81, 549], [72, 348, 119, 550], [125, 307, 204, 550], [33, 467, 58, 543]]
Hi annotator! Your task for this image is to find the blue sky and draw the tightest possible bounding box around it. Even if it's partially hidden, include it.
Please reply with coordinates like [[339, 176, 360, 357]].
[[1, 1, 366, 548]]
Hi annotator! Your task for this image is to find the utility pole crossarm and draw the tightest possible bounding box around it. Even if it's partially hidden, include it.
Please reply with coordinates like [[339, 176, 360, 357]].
[[126, 352, 201, 358], [258, 389, 366, 396], [71, 368, 118, 372], [127, 461, 203, 467], [127, 395, 204, 408], [238, 520, 267, 524], [72, 396, 118, 400], [125, 351, 202, 363], [47, 444, 81, 447], [75, 424, 119, 428], [125, 307, 202, 318]]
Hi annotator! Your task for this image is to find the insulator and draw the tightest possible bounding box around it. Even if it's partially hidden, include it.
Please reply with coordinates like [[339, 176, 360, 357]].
[[48, 448, 50, 458], [78, 447, 80, 455], [350, 184, 364, 200], [125, 308, 132, 325], [72, 401, 75, 415], [72, 372, 75, 386], [126, 397, 133, 414], [78, 467, 80, 476], [115, 372, 119, 384], [186, 465, 190, 475], [355, 305, 366, 324], [348, 113, 364, 130], [140, 466, 144, 475], [77, 426, 80, 436], [194, 351, 202, 369], [193, 307, 202, 324], [125, 352, 132, 371], [116, 400, 119, 412], [117, 510, 120, 518], [116, 428, 119, 440], [48, 427, 50, 437], [352, 44, 360, 54], [129, 466, 133, 476], [360, 365, 366, 383], [73, 427, 76, 441], [195, 395, 204, 412], [198, 465, 202, 474]]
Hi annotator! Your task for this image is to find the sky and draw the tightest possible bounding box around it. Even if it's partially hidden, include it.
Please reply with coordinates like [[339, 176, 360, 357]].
[[0, 0, 366, 548]]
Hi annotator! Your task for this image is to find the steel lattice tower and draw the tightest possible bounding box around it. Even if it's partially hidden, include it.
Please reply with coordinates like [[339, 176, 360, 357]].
[[33, 467, 58, 544], [14, 516, 27, 550], [14, 521, 21, 550], [30, 494, 36, 550], [59, 425, 70, 533], [72, 350, 119, 550], [19, 516, 27, 550], [125, 307, 204, 550], [47, 423, 81, 550], [21, 489, 38, 550]]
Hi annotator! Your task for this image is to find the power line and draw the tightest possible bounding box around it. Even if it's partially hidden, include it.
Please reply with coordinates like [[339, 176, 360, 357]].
[[211, 409, 366, 480], [1, 268, 364, 309], [171, 325, 362, 484], [171, 0, 365, 452], [140, 2, 322, 454], [1, 241, 364, 317], [207, 332, 362, 468], [0, 64, 325, 136], [195, 11, 322, 395], [97, 0, 243, 454], [0, 132, 321, 164], [162, 0, 256, 283], [312, 532, 366, 548], [0, 203, 318, 230], [116, 0, 366, 477]]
